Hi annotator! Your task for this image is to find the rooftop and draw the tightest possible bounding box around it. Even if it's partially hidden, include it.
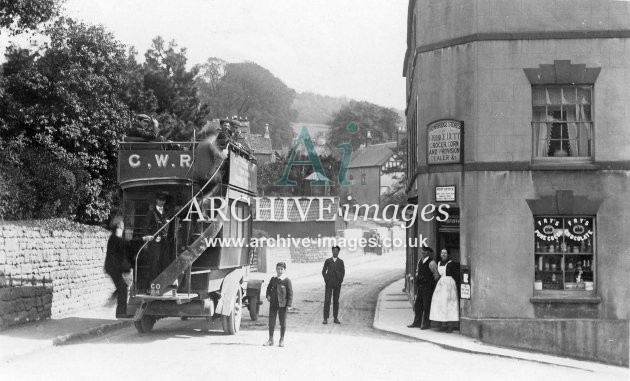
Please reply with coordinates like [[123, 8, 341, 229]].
[[349, 142, 398, 168]]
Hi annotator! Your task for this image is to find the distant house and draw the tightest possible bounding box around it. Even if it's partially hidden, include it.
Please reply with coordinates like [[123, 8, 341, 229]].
[[254, 197, 343, 239], [346, 142, 403, 206], [246, 124, 273, 164], [287, 122, 332, 156]]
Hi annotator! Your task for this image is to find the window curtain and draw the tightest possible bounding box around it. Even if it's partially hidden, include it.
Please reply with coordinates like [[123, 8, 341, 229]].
[[566, 105, 578, 156], [577, 104, 590, 156], [533, 88, 550, 157]]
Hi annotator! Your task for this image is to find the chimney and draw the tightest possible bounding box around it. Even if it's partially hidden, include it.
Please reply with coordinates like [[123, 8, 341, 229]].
[[264, 124, 270, 139], [366, 130, 372, 147]]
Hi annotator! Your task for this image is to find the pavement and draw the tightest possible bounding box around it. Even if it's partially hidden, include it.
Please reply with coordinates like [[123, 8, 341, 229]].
[[373, 278, 629, 377]]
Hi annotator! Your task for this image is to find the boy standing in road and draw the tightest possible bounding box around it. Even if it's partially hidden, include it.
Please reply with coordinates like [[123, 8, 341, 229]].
[[322, 245, 345, 324], [264, 262, 293, 347]]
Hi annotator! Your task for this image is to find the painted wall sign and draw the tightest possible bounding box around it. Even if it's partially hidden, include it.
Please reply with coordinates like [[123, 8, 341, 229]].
[[427, 120, 463, 165], [435, 186, 456, 202], [118, 150, 193, 183]]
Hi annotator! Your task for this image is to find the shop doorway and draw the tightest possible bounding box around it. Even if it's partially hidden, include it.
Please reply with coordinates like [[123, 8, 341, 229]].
[[436, 208, 460, 263]]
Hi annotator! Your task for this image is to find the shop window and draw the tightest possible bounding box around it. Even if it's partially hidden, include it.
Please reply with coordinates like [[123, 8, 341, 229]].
[[532, 86, 593, 159], [534, 216, 594, 291]]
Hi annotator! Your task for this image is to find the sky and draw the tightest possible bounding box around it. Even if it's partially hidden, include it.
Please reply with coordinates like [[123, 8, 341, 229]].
[[60, 0, 408, 110]]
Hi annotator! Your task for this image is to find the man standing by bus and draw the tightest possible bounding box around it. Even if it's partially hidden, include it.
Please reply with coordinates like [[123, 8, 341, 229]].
[[322, 245, 345, 324]]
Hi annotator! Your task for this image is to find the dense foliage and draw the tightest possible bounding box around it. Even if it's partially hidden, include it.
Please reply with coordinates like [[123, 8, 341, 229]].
[[0, 0, 61, 35], [0, 18, 134, 222], [327, 100, 401, 151], [196, 60, 296, 149]]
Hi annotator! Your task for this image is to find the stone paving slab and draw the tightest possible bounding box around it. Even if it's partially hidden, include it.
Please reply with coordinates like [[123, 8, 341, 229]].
[[0, 304, 129, 363]]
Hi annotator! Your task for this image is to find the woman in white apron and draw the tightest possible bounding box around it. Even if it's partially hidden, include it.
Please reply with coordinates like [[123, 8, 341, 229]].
[[430, 249, 459, 332]]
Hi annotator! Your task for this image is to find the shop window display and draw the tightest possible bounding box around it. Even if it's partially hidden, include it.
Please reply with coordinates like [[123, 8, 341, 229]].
[[534, 216, 594, 291]]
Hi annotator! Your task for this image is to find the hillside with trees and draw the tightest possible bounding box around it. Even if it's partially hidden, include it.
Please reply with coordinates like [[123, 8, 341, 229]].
[[291, 92, 348, 124], [195, 60, 296, 149]]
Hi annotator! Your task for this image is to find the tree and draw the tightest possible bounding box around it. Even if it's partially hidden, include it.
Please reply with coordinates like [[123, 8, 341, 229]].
[[327, 101, 401, 152], [196, 61, 296, 149], [257, 153, 341, 197], [140, 37, 209, 141], [0, 0, 61, 35], [0, 17, 134, 222]]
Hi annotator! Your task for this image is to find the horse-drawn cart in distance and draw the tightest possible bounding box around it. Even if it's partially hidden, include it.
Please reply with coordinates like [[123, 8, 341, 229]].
[[117, 118, 263, 334]]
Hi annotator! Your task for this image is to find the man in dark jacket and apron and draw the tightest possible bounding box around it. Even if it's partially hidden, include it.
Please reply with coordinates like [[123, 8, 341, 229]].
[[408, 246, 439, 329], [322, 245, 345, 324]]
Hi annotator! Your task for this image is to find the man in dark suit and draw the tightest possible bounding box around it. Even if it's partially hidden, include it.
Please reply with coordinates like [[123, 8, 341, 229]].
[[408, 246, 439, 329], [139, 193, 171, 292], [322, 246, 345, 324]]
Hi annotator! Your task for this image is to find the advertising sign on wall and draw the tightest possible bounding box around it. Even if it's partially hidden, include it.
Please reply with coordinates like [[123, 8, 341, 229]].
[[435, 186, 456, 202], [460, 266, 471, 300], [427, 120, 463, 165]]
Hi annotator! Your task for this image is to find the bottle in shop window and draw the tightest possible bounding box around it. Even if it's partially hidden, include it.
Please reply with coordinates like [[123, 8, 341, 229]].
[[536, 241, 541, 252], [580, 240, 586, 253]]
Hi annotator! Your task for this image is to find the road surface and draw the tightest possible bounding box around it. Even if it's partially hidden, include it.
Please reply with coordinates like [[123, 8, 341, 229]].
[[1, 253, 624, 381]]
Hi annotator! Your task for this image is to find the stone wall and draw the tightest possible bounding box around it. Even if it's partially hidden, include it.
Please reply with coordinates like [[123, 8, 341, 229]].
[[290, 244, 328, 263], [0, 220, 113, 329]]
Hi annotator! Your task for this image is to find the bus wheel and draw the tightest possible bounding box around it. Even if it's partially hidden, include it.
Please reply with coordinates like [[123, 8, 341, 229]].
[[221, 288, 242, 335], [248, 295, 260, 321], [134, 315, 156, 333]]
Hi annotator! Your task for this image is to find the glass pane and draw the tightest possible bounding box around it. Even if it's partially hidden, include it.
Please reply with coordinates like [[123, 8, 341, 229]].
[[532, 88, 547, 105], [539, 255, 564, 290], [566, 140, 579, 156], [534, 217, 562, 248], [577, 104, 591, 121], [547, 105, 563, 121], [547, 88, 562, 105], [577, 122, 592, 156], [564, 104, 577, 121], [563, 217, 594, 250], [533, 106, 547, 121], [562, 87, 576, 104], [577, 87, 591, 104]]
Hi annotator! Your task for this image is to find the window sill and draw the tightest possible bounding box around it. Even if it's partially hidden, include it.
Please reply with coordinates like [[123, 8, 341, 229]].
[[530, 292, 601, 304], [530, 159, 598, 171]]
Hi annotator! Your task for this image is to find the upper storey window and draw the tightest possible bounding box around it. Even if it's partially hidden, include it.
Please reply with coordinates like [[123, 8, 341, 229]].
[[524, 60, 600, 163], [532, 86, 593, 159]]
